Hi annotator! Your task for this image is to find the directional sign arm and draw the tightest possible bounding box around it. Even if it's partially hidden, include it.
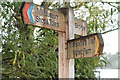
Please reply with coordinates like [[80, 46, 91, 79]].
[[67, 33, 104, 58], [22, 3, 66, 32]]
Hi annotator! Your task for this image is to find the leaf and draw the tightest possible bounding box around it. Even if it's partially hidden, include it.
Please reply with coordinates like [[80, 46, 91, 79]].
[[111, 20, 113, 24], [111, 8, 113, 15], [13, 53, 17, 65]]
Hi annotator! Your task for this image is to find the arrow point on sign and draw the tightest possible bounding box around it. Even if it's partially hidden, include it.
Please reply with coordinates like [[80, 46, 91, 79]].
[[23, 3, 31, 22], [28, 5, 35, 23]]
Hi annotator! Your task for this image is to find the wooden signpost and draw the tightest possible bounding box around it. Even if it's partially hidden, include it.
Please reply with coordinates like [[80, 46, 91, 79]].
[[22, 2, 104, 79], [68, 33, 104, 58], [22, 3, 65, 32]]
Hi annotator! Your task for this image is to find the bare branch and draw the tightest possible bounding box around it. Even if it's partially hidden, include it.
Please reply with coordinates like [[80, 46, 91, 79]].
[[102, 27, 119, 34]]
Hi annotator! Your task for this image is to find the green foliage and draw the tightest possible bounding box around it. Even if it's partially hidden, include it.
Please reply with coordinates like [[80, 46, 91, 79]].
[[1, 2, 118, 79], [75, 54, 109, 79], [1, 2, 58, 79]]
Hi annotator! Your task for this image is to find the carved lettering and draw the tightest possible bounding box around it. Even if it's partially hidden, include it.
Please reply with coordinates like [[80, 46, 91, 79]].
[[72, 37, 95, 47], [36, 6, 59, 19], [36, 16, 59, 27], [75, 23, 87, 31], [73, 48, 92, 58]]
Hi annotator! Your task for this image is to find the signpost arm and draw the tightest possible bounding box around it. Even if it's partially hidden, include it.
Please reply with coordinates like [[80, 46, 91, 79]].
[[58, 8, 75, 79]]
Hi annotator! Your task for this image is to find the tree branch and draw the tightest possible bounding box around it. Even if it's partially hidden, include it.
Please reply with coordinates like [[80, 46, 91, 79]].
[[102, 27, 119, 34], [3, 57, 14, 62]]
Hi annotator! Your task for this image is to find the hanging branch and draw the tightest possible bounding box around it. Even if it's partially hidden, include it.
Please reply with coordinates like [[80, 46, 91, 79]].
[[102, 27, 119, 34]]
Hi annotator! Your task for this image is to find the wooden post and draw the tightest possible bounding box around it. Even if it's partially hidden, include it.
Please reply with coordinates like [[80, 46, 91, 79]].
[[58, 8, 75, 79]]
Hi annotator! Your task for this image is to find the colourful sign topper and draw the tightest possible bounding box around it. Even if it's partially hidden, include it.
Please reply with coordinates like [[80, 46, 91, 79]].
[[22, 3, 65, 32], [67, 33, 104, 58]]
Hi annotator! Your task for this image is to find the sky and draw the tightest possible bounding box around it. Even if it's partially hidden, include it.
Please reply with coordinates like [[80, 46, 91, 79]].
[[99, 30, 118, 78], [102, 30, 118, 54]]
